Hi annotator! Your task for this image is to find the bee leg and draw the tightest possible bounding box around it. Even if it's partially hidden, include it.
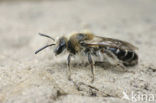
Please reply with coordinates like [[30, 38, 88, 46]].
[[88, 53, 95, 83], [104, 50, 127, 71], [67, 54, 72, 81], [104, 50, 135, 73]]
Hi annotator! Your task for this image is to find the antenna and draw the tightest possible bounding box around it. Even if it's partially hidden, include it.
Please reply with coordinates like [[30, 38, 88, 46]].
[[35, 44, 55, 54], [39, 33, 55, 41]]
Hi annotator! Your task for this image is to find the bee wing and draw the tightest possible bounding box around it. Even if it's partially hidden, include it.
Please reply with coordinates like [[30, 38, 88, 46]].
[[81, 36, 138, 51]]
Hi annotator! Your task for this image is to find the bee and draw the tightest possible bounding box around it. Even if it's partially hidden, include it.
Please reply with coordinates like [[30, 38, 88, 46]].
[[35, 32, 138, 82]]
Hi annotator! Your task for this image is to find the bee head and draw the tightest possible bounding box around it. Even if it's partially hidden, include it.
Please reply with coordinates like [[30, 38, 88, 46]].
[[54, 37, 67, 56]]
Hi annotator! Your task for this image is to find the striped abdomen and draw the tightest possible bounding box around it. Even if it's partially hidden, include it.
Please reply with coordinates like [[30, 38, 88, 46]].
[[108, 47, 138, 66]]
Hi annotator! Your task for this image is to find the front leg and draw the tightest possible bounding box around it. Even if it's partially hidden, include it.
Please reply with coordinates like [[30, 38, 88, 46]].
[[67, 54, 72, 81], [88, 53, 95, 83]]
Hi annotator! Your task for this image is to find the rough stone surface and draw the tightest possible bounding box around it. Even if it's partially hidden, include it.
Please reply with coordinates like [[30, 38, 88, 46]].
[[0, 0, 156, 103]]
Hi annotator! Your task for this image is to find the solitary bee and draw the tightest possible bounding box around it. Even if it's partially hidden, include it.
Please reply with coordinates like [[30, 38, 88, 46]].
[[35, 32, 138, 82]]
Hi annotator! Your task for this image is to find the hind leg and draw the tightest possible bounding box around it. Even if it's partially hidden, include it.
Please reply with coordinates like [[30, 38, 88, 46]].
[[103, 50, 127, 71]]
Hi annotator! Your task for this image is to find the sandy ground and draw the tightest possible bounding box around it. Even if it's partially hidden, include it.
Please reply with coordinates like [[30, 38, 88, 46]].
[[0, 0, 156, 103]]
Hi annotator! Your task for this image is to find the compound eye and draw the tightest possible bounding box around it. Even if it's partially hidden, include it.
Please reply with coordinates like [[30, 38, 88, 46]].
[[60, 39, 66, 46], [54, 38, 66, 55]]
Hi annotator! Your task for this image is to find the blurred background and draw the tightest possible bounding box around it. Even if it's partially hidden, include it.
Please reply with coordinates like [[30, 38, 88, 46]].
[[0, 0, 156, 64], [0, 0, 156, 103], [0, 0, 155, 53]]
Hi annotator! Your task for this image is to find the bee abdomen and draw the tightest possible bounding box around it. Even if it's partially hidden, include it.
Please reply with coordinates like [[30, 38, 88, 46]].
[[108, 47, 138, 66]]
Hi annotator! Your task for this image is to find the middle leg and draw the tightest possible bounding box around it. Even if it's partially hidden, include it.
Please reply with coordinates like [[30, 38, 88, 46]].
[[88, 53, 95, 82]]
